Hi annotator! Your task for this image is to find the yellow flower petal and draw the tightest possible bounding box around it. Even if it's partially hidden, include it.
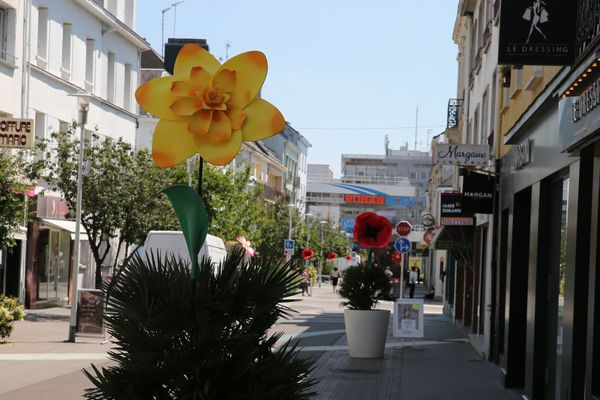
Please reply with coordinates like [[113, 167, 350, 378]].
[[174, 44, 221, 78], [136, 76, 185, 120], [190, 66, 212, 87], [208, 111, 232, 141], [152, 119, 197, 167], [195, 129, 242, 166], [171, 81, 199, 97], [170, 98, 203, 116], [241, 98, 285, 141], [213, 69, 236, 93], [188, 109, 213, 136], [220, 51, 267, 108], [226, 106, 247, 130]]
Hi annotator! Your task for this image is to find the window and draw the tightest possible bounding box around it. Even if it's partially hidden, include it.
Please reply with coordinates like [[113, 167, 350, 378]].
[[490, 72, 497, 136], [473, 108, 479, 144], [107, 52, 115, 102], [420, 171, 427, 180], [36, 7, 48, 68], [410, 171, 417, 180], [61, 23, 72, 78], [0, 8, 7, 61], [124, 63, 131, 111], [85, 39, 95, 91]]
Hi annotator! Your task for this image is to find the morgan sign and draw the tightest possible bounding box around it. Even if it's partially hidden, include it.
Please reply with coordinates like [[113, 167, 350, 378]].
[[433, 144, 489, 166]]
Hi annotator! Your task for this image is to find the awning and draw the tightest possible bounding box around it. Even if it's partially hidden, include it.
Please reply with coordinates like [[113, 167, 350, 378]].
[[429, 225, 474, 266], [12, 226, 27, 241], [40, 218, 89, 241]]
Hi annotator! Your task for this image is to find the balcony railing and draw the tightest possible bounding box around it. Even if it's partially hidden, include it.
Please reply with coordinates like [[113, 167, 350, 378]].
[[447, 99, 463, 129], [576, 0, 600, 61]]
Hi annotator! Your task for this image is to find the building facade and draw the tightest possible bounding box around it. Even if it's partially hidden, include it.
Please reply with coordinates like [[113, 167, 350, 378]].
[[0, 0, 149, 307]]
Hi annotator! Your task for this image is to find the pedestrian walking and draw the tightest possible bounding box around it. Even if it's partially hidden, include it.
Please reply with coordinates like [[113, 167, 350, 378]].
[[330, 267, 341, 293], [300, 268, 310, 297], [408, 266, 418, 299]]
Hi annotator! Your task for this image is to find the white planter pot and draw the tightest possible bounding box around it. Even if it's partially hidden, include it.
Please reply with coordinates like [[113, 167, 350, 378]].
[[344, 309, 390, 358]]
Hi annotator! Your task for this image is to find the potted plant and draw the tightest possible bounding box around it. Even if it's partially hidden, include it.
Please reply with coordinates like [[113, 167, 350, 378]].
[[339, 212, 393, 358]]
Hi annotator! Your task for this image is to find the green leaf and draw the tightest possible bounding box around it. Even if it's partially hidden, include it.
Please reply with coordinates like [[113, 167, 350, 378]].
[[162, 185, 208, 279]]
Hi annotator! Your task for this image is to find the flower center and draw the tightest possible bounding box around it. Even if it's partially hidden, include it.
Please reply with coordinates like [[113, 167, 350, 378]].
[[364, 224, 381, 239], [201, 87, 228, 110]]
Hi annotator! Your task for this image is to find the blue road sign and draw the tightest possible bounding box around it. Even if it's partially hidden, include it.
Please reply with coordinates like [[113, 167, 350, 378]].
[[395, 238, 411, 254], [284, 239, 295, 250]]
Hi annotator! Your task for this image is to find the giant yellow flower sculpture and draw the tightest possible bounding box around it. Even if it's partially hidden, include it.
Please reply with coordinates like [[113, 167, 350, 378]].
[[136, 44, 285, 166]]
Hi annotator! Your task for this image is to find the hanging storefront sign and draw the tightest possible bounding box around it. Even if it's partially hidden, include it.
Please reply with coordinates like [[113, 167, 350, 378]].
[[344, 194, 415, 208], [559, 76, 600, 151], [498, 0, 576, 65], [433, 144, 489, 166], [513, 138, 532, 170], [462, 172, 495, 214], [440, 193, 473, 226], [0, 118, 35, 149]]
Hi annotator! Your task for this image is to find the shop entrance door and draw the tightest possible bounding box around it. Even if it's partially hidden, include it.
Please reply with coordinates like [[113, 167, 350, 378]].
[[39, 229, 71, 303]]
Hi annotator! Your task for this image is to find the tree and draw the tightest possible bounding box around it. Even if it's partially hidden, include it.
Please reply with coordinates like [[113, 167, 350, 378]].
[[0, 150, 30, 250], [29, 127, 185, 288]]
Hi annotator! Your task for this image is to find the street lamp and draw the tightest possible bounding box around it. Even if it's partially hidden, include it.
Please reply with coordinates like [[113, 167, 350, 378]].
[[67, 91, 95, 342], [286, 204, 295, 261], [318, 220, 326, 287]]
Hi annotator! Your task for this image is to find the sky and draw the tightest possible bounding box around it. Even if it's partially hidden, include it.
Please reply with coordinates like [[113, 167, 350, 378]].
[[136, 0, 459, 177]]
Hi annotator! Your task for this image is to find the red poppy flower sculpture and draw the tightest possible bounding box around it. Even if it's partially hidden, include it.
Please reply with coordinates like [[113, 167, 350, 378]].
[[326, 252, 337, 260], [345, 255, 352, 261], [391, 251, 402, 264], [353, 212, 393, 249], [302, 249, 314, 260]]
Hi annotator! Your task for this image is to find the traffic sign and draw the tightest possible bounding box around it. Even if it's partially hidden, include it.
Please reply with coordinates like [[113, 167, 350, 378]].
[[420, 213, 434, 227], [394, 238, 411, 254], [284, 239, 295, 250], [395, 221, 412, 236]]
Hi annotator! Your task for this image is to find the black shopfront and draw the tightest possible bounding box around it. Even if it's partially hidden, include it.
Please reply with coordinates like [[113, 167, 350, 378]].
[[497, 54, 600, 400]]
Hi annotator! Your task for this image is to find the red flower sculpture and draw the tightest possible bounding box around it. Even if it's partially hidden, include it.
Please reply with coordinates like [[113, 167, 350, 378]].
[[391, 251, 402, 264], [345, 255, 352, 261], [353, 212, 392, 248], [326, 252, 337, 260], [302, 249, 314, 260]]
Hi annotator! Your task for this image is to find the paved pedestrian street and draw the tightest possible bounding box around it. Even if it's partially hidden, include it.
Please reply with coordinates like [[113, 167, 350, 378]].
[[0, 284, 521, 399]]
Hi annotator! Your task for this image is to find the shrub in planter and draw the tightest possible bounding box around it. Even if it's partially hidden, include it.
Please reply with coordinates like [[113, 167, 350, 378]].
[[83, 247, 316, 400], [339, 265, 393, 310], [0, 295, 25, 340]]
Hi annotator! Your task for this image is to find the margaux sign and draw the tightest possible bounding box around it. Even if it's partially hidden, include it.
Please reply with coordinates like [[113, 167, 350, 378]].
[[433, 143, 489, 166]]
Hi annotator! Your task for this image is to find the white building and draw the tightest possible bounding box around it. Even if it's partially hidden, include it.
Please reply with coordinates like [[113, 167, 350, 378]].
[[0, 0, 149, 307]]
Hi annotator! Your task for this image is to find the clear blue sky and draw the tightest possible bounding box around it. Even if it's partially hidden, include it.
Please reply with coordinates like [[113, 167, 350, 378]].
[[136, 0, 459, 177]]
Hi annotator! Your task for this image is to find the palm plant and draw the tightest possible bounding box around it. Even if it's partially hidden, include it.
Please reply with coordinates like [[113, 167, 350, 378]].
[[83, 247, 315, 399]]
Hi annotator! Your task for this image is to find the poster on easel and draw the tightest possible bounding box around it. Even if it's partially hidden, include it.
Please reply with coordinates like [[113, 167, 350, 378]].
[[76, 289, 104, 337], [393, 299, 424, 338]]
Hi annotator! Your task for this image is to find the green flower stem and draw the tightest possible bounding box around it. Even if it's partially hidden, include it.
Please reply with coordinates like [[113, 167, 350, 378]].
[[367, 248, 373, 268]]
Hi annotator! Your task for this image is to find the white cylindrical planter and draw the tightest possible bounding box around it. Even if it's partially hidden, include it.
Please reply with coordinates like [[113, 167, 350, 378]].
[[344, 309, 390, 358]]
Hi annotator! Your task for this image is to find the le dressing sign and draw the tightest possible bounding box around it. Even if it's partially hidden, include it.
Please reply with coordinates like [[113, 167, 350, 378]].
[[433, 144, 489, 166], [498, 0, 576, 65]]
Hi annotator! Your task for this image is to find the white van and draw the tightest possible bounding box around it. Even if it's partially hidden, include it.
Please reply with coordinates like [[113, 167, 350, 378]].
[[143, 230, 227, 267]]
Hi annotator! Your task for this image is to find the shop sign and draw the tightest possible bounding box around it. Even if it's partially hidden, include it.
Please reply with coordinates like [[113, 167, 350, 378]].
[[559, 94, 600, 151], [433, 144, 489, 166], [440, 193, 473, 226], [0, 118, 35, 149], [433, 241, 473, 251], [498, 1, 576, 65], [513, 138, 532, 170], [76, 289, 104, 336], [462, 172, 495, 214], [344, 194, 415, 208]]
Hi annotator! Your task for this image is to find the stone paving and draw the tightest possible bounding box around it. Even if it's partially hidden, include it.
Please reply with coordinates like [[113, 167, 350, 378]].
[[0, 284, 524, 399]]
